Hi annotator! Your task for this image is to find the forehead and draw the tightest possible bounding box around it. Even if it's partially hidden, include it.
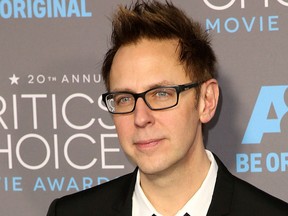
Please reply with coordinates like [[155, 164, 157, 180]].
[[109, 38, 190, 92]]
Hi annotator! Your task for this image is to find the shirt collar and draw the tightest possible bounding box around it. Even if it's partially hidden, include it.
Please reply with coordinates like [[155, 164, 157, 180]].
[[132, 150, 218, 216]]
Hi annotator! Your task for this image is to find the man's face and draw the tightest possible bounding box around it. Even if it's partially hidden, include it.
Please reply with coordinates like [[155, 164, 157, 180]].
[[109, 38, 204, 176]]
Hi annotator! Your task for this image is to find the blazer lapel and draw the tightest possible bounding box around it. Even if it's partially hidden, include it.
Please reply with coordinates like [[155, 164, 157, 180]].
[[206, 154, 234, 216], [112, 168, 138, 216]]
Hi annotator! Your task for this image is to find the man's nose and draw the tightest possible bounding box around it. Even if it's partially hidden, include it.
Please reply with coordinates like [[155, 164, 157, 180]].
[[133, 98, 155, 128]]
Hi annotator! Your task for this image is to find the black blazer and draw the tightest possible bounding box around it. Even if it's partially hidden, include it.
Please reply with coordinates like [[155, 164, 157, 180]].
[[47, 155, 288, 216]]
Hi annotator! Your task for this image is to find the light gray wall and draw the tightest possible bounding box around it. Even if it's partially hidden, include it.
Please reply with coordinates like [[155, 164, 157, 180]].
[[0, 1, 287, 215]]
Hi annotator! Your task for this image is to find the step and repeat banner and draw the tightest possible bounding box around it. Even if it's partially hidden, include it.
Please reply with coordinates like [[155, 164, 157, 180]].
[[0, 1, 287, 215]]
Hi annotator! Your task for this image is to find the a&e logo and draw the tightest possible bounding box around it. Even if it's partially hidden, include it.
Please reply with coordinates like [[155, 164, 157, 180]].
[[237, 85, 288, 173], [242, 85, 288, 144]]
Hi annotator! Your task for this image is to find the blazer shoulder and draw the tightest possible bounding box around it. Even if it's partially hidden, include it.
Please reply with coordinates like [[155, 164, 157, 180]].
[[209, 154, 288, 216], [47, 170, 137, 216], [231, 174, 288, 212]]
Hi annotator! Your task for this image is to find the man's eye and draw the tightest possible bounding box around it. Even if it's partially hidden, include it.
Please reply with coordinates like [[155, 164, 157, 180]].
[[156, 91, 169, 97], [152, 88, 175, 98], [115, 95, 133, 105], [120, 97, 130, 103]]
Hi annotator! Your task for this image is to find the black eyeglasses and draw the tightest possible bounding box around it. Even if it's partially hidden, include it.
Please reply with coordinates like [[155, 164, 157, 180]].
[[102, 82, 201, 114]]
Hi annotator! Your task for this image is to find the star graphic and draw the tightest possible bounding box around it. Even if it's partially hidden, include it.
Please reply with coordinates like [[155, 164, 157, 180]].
[[9, 74, 20, 85]]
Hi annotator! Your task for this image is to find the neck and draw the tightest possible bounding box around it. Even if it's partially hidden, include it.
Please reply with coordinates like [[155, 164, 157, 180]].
[[139, 146, 211, 215]]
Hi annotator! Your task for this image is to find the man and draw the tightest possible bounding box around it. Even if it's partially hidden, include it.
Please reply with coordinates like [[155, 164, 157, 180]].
[[47, 1, 288, 215]]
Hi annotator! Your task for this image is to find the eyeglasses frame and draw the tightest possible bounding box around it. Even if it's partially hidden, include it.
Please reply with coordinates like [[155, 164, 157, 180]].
[[102, 81, 202, 114]]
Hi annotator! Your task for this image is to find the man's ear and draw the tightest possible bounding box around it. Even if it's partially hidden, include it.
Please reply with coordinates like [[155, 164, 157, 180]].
[[198, 79, 219, 123]]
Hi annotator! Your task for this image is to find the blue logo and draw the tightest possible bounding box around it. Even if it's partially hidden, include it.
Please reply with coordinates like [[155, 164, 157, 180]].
[[0, 0, 92, 19], [236, 85, 288, 173], [206, 16, 279, 33], [242, 85, 288, 144]]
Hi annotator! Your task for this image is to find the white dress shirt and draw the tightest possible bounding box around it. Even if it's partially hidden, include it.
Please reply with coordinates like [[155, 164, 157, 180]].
[[132, 150, 218, 216]]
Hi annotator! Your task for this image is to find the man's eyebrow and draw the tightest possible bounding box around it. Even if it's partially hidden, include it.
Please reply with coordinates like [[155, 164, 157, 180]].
[[149, 81, 175, 88], [110, 80, 176, 93]]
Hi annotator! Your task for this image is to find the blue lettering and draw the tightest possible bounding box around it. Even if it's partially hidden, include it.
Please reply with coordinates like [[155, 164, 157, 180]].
[[13, 0, 25, 18], [83, 177, 93, 189], [26, 0, 32, 18], [0, 177, 23, 191], [236, 153, 262, 172], [33, 177, 46, 191], [33, 177, 101, 191], [47, 177, 65, 191], [225, 17, 239, 33], [206, 15, 279, 33], [251, 153, 262, 172], [0, 0, 92, 19], [281, 153, 288, 171], [266, 152, 279, 172], [53, 0, 65, 17], [67, 0, 80, 17], [236, 152, 288, 173], [33, 0, 46, 18], [12, 177, 23, 191], [206, 18, 220, 33], [242, 16, 255, 32], [4, 177, 8, 191], [242, 86, 288, 144], [66, 177, 79, 191], [236, 153, 249, 172], [0, 0, 13, 19], [80, 0, 91, 17], [97, 177, 109, 185], [268, 15, 279, 31], [259, 16, 263, 31], [46, 0, 52, 17]]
